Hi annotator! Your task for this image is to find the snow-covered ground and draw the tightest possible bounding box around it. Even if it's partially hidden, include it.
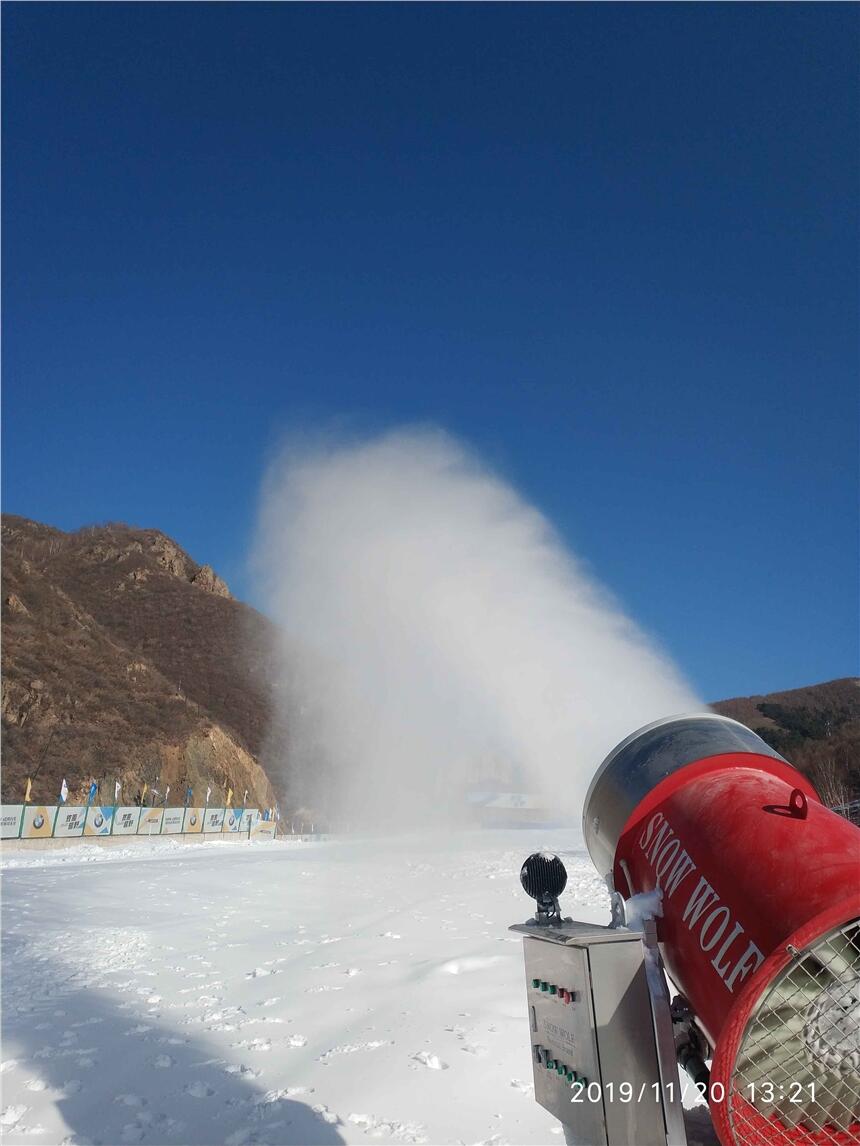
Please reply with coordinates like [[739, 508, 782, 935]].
[[1, 831, 716, 1146]]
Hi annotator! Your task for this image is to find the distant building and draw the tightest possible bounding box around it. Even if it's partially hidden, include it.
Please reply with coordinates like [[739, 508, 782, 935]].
[[464, 786, 556, 828]]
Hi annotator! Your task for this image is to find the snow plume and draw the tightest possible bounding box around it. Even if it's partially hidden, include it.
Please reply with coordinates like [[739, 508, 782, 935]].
[[253, 428, 701, 828]]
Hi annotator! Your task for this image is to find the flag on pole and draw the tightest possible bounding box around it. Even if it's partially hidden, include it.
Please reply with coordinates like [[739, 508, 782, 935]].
[[164, 786, 170, 805], [205, 785, 212, 805], [87, 779, 98, 806], [141, 781, 148, 804], [115, 780, 121, 803], [226, 788, 233, 807], [242, 789, 248, 807], [185, 785, 193, 807], [59, 777, 69, 804], [151, 788, 159, 806], [24, 777, 32, 804]]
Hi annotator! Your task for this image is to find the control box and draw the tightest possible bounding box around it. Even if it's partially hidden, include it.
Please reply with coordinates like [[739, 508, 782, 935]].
[[512, 920, 686, 1146]]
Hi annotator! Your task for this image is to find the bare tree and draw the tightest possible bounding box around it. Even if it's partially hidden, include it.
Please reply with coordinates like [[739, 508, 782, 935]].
[[808, 756, 851, 810]]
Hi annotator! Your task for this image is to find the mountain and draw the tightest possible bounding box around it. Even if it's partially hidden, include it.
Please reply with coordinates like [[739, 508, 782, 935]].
[[1, 515, 279, 809], [711, 677, 860, 806], [3, 513, 857, 813]]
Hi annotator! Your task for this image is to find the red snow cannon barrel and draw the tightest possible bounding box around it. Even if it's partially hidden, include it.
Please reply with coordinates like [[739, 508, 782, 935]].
[[583, 713, 860, 1146]]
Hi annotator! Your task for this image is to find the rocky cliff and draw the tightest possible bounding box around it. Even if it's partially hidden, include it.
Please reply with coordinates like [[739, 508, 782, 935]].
[[2, 515, 278, 809]]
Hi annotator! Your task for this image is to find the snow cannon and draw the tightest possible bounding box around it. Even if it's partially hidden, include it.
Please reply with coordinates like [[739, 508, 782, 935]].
[[583, 712, 860, 1146]]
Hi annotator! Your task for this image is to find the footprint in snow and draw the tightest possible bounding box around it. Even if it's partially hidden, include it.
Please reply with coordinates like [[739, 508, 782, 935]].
[[312, 1104, 340, 1125], [231, 1037, 272, 1051], [254, 1086, 313, 1106], [151, 1054, 174, 1068], [224, 1063, 261, 1079], [347, 1113, 427, 1142], [411, 1051, 448, 1070], [183, 1081, 216, 1098], [0, 1105, 28, 1127]]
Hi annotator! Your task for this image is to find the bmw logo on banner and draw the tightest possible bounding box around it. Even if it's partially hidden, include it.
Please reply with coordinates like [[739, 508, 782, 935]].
[[84, 806, 116, 836]]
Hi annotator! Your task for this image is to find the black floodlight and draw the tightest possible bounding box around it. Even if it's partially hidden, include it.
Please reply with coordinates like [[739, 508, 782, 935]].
[[520, 852, 567, 925]]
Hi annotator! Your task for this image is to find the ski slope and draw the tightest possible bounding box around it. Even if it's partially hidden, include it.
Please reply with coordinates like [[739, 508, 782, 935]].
[[1, 831, 715, 1145]]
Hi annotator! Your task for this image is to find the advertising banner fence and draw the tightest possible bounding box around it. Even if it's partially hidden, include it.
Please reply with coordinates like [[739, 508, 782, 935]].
[[161, 808, 184, 834], [54, 806, 86, 837], [183, 807, 204, 834], [84, 806, 115, 836], [5, 803, 277, 842], [113, 806, 142, 835], [138, 808, 164, 835], [1, 806, 24, 839], [203, 808, 225, 832]]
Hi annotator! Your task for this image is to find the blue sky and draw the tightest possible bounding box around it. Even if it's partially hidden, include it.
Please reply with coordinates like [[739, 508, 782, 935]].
[[3, 3, 857, 701]]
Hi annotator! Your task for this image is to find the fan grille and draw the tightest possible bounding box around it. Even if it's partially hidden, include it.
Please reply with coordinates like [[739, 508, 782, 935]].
[[728, 918, 860, 1144]]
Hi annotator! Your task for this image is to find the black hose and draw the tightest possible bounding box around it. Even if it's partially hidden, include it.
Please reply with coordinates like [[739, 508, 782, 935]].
[[677, 1042, 711, 1099]]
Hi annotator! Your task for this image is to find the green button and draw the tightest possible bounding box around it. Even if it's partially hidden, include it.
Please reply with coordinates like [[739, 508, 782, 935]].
[[545, 1059, 555, 1070], [556, 1064, 565, 1075], [566, 1071, 575, 1082], [531, 978, 540, 989], [549, 985, 557, 995], [540, 981, 548, 992]]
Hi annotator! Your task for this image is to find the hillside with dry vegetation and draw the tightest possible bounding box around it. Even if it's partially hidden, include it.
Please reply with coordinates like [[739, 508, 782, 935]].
[[712, 676, 860, 805], [2, 515, 278, 809]]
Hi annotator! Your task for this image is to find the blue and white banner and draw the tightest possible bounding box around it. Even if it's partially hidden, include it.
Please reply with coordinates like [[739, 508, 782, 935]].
[[240, 808, 259, 832], [222, 808, 243, 833], [84, 806, 115, 836]]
